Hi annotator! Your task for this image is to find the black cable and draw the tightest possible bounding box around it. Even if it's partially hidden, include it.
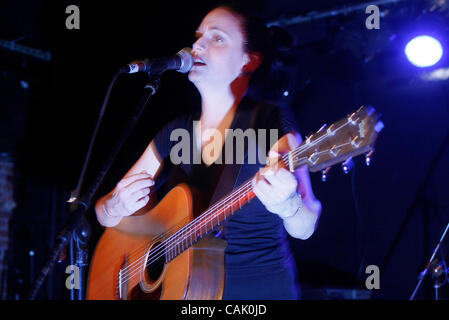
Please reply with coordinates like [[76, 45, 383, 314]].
[[69, 71, 121, 204]]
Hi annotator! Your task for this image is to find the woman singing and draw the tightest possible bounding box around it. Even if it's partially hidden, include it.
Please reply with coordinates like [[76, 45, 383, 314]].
[[95, 4, 322, 299]]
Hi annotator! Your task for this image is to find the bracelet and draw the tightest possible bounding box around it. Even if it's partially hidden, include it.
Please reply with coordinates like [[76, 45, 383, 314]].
[[102, 204, 118, 219], [282, 194, 303, 220], [283, 202, 302, 220]]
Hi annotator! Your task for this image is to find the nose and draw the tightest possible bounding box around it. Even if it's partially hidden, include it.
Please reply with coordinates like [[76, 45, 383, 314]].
[[192, 37, 207, 54]]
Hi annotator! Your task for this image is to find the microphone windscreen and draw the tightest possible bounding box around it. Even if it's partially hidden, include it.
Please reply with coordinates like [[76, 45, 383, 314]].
[[177, 47, 193, 73]]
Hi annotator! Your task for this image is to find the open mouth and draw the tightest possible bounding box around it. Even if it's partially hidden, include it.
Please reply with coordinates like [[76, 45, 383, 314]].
[[193, 56, 206, 67]]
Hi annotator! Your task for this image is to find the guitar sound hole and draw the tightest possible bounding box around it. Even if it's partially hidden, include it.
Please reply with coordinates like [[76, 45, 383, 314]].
[[146, 242, 166, 282]]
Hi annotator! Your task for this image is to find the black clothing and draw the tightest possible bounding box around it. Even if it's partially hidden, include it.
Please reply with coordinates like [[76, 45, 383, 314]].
[[153, 96, 300, 299]]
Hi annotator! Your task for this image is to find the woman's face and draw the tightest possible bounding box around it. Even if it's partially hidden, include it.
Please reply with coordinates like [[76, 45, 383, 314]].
[[188, 7, 250, 89]]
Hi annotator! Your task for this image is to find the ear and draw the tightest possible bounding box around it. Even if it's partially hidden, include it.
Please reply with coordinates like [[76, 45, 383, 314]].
[[242, 52, 263, 74]]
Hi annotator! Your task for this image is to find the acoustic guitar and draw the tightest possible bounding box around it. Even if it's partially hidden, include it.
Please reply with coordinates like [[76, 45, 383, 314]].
[[87, 106, 384, 300]]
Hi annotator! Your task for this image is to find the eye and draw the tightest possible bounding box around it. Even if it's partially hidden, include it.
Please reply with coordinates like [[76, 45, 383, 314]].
[[213, 35, 224, 43]]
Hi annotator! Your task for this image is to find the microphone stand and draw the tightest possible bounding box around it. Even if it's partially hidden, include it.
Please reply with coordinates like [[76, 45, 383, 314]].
[[410, 221, 449, 300], [27, 72, 162, 300]]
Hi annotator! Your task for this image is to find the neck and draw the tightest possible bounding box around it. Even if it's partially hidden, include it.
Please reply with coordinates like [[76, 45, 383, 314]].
[[197, 75, 250, 126]]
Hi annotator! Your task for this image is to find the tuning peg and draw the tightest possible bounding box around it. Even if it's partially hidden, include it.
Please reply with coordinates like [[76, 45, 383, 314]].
[[305, 134, 312, 144], [318, 123, 327, 132], [365, 150, 374, 166], [342, 157, 354, 174], [375, 121, 384, 133], [321, 167, 331, 182]]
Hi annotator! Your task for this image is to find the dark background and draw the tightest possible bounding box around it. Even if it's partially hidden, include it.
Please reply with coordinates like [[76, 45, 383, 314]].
[[1, 0, 449, 299]]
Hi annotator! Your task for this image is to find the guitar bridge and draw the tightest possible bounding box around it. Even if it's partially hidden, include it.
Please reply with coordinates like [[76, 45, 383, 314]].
[[118, 254, 129, 300]]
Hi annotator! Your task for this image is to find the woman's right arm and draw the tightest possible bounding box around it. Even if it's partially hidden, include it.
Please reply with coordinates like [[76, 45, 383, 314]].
[[95, 140, 163, 227]]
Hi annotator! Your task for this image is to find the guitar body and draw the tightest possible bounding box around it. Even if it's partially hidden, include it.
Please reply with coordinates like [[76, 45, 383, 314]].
[[87, 184, 226, 300]]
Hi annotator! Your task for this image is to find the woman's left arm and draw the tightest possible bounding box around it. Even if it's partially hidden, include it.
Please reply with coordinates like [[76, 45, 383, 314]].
[[252, 132, 322, 239]]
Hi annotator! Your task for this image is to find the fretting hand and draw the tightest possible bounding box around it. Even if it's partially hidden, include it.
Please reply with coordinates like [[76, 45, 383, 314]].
[[252, 166, 302, 219]]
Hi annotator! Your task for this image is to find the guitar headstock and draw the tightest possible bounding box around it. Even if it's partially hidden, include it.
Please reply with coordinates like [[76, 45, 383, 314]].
[[291, 105, 384, 173]]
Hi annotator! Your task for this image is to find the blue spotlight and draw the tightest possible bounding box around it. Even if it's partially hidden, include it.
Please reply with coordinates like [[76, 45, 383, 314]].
[[405, 36, 443, 67]]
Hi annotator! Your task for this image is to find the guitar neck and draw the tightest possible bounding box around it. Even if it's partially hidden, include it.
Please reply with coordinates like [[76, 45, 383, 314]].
[[162, 105, 383, 262]]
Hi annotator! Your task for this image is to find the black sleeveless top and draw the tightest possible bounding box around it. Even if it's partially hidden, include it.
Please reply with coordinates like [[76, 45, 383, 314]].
[[153, 97, 301, 299]]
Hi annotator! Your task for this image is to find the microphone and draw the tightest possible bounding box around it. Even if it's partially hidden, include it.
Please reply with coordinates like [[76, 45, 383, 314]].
[[120, 47, 193, 75]]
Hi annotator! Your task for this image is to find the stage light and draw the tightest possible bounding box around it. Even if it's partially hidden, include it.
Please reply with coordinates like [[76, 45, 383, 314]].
[[405, 35, 443, 67]]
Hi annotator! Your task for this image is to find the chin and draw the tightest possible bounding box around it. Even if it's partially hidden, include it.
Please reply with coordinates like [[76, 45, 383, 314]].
[[188, 70, 201, 84]]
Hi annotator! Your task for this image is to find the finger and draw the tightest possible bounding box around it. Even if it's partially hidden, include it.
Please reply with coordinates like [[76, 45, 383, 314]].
[[276, 169, 298, 196], [267, 150, 281, 166], [126, 178, 155, 194], [129, 187, 151, 202], [103, 199, 122, 218], [260, 175, 292, 202], [268, 150, 281, 159], [286, 132, 301, 149], [253, 179, 276, 205], [257, 167, 277, 183], [261, 167, 297, 196], [262, 168, 284, 189], [252, 177, 266, 199], [127, 195, 150, 214], [275, 168, 298, 186], [117, 172, 153, 188], [253, 168, 266, 184]]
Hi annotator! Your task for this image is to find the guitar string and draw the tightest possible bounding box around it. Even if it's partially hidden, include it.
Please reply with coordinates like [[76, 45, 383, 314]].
[[116, 137, 355, 290], [94, 191, 244, 300], [116, 179, 255, 286], [114, 139, 306, 282], [109, 173, 260, 278], [111, 218, 191, 267], [107, 216, 192, 269], [89, 217, 194, 295], [115, 120, 355, 288], [115, 144, 304, 281], [121, 139, 357, 288], [116, 146, 309, 287], [115, 125, 356, 289], [116, 128, 353, 288], [116, 135, 358, 293], [92, 114, 368, 298]]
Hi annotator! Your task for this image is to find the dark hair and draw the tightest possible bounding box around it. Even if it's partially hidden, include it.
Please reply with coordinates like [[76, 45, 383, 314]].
[[213, 3, 294, 100]]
